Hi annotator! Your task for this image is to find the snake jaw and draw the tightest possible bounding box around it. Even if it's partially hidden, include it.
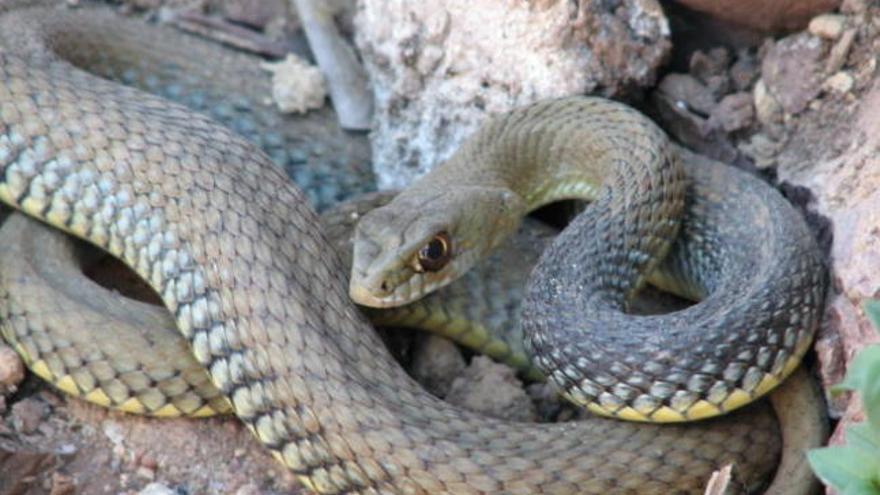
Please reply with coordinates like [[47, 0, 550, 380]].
[[349, 272, 454, 308]]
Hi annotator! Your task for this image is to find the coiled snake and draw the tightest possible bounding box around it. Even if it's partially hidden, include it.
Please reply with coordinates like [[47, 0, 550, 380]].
[[0, 4, 827, 494]]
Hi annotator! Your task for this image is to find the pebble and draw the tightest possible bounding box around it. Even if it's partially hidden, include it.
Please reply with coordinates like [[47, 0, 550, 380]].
[[753, 79, 783, 129], [827, 29, 857, 74], [824, 71, 855, 94], [136, 466, 156, 481], [0, 344, 25, 391], [49, 472, 76, 495], [446, 357, 535, 422], [409, 335, 466, 398], [235, 483, 262, 495], [761, 34, 825, 116], [709, 92, 755, 132], [730, 51, 759, 92], [138, 483, 176, 495], [10, 398, 48, 434], [808, 14, 847, 40], [657, 73, 717, 115]]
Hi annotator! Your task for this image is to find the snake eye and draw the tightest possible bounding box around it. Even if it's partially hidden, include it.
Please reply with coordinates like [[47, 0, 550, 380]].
[[415, 232, 451, 272]]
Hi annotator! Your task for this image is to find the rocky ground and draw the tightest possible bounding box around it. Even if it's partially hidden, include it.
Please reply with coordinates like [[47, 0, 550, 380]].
[[2, 0, 879, 494]]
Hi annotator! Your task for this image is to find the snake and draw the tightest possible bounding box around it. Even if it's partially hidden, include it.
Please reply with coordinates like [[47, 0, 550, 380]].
[[0, 3, 828, 495]]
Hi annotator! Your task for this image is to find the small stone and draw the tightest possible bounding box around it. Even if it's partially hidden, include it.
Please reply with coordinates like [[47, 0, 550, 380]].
[[139, 453, 159, 471], [824, 71, 855, 94], [709, 92, 755, 132], [753, 79, 783, 129], [49, 472, 76, 495], [219, 0, 289, 30], [10, 398, 48, 434], [808, 14, 847, 39], [138, 483, 176, 495], [261, 54, 327, 114], [102, 420, 126, 447], [841, 0, 868, 14], [0, 344, 25, 391], [738, 133, 785, 168], [56, 444, 78, 456], [446, 356, 535, 422], [410, 335, 466, 398], [730, 53, 759, 92], [235, 482, 262, 495], [827, 28, 857, 74], [657, 73, 717, 115], [136, 466, 156, 481], [690, 48, 731, 83], [761, 33, 825, 115]]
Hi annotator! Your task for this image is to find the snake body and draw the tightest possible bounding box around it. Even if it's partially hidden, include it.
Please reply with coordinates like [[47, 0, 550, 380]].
[[0, 4, 827, 494], [350, 100, 825, 424]]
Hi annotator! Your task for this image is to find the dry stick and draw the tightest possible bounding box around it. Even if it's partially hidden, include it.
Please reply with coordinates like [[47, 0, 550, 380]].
[[170, 11, 293, 59], [291, 0, 373, 131]]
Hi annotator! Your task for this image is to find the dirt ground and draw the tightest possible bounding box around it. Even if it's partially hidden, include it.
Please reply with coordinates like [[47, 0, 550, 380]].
[[2, 0, 879, 494]]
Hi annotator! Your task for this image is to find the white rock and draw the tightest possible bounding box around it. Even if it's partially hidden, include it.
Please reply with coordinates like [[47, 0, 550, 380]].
[[138, 482, 176, 495], [824, 71, 855, 94], [261, 54, 327, 114], [808, 14, 847, 40], [355, 0, 671, 189]]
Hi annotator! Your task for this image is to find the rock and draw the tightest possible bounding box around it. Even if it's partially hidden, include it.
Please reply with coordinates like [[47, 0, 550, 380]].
[[355, 0, 671, 188], [446, 356, 535, 422], [689, 48, 732, 97], [738, 132, 784, 168], [709, 92, 754, 132], [826, 28, 857, 73], [771, 76, 880, 444], [0, 344, 24, 391], [672, 0, 841, 32], [753, 79, 784, 130], [0, 448, 58, 494], [761, 33, 826, 115], [815, 296, 862, 416], [235, 482, 262, 495], [217, 0, 290, 31], [10, 398, 48, 435], [840, 0, 868, 15], [409, 335, 466, 398], [824, 71, 855, 94], [690, 47, 731, 82], [261, 54, 327, 114], [138, 482, 177, 495], [657, 73, 717, 115], [49, 471, 76, 495], [808, 13, 847, 40], [730, 51, 760, 92]]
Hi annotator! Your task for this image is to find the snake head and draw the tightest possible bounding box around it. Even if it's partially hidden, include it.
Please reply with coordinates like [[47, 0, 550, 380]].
[[349, 186, 525, 308]]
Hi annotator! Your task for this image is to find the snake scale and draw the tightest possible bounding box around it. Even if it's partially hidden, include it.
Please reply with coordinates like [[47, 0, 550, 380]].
[[0, 3, 827, 495]]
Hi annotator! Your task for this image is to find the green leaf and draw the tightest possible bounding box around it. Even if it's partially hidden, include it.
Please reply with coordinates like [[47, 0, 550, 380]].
[[807, 446, 880, 491], [834, 345, 880, 394], [864, 299, 880, 333], [846, 422, 880, 457], [833, 344, 880, 429], [842, 479, 880, 495]]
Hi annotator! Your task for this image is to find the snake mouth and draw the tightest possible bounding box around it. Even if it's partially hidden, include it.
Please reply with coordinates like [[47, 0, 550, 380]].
[[349, 275, 454, 308]]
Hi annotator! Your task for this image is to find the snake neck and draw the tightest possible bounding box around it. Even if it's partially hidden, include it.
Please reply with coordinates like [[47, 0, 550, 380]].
[[351, 96, 686, 307]]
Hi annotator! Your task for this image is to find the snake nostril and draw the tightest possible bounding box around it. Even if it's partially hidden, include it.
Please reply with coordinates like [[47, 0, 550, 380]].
[[380, 280, 389, 293]]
